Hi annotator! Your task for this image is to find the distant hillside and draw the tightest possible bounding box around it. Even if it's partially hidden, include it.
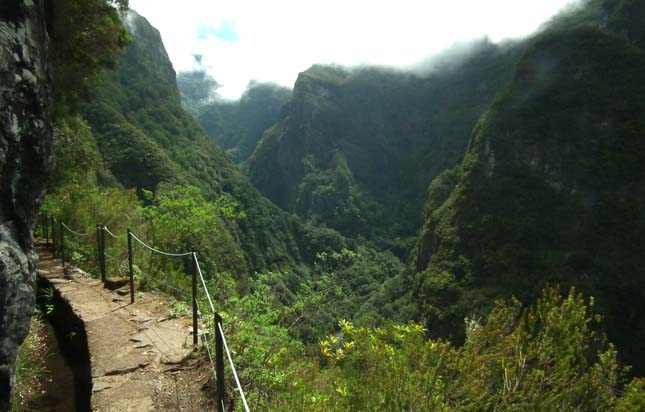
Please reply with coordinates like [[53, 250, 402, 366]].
[[413, 0, 645, 373], [177, 76, 291, 163], [246, 43, 523, 243]]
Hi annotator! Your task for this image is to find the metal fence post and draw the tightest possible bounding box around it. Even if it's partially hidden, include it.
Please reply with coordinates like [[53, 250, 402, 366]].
[[100, 226, 107, 282], [216, 313, 225, 412], [96, 226, 103, 282], [127, 229, 135, 304], [41, 213, 47, 240], [59, 220, 65, 267], [192, 252, 198, 347], [51, 216, 56, 256]]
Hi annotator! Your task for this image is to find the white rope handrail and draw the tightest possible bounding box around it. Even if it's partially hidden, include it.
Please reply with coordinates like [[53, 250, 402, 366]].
[[218, 321, 251, 412], [196, 300, 218, 379], [128, 231, 193, 257], [61, 222, 90, 237], [56, 216, 249, 412], [195, 252, 249, 412], [193, 253, 216, 314], [102, 225, 122, 239]]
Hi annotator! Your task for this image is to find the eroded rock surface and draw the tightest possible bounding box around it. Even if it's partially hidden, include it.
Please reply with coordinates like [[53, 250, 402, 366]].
[[0, 0, 53, 409]]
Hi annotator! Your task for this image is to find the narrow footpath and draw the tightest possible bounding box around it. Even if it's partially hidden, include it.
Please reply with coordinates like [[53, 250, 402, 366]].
[[36, 243, 214, 412]]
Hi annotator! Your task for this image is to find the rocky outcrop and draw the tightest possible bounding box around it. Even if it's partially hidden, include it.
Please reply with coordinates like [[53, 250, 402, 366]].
[[0, 0, 53, 409]]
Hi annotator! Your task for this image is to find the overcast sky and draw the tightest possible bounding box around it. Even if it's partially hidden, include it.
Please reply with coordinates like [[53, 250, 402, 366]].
[[129, 0, 578, 99]]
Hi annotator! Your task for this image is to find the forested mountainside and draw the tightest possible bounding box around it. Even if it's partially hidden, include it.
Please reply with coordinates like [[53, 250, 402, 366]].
[[45, 7, 411, 339], [182, 0, 645, 375], [177, 74, 291, 163], [77, 11, 320, 274], [413, 0, 645, 373], [245, 44, 523, 242], [10, 0, 643, 408], [46, 7, 410, 338]]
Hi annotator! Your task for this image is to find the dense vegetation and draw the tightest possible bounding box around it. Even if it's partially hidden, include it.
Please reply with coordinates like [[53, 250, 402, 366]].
[[41, 5, 404, 338], [413, 1, 645, 374], [44, 0, 130, 118], [177, 72, 291, 163], [259, 286, 645, 411], [73, 10, 347, 275], [30, 0, 645, 409], [246, 43, 523, 243]]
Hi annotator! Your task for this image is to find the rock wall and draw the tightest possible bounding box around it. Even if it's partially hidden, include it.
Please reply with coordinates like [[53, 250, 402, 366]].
[[0, 0, 53, 410]]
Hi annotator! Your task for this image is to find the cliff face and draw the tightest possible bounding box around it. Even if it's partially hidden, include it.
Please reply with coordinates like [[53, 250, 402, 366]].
[[413, 22, 645, 372], [247, 44, 522, 240], [189, 82, 291, 163], [0, 0, 53, 409]]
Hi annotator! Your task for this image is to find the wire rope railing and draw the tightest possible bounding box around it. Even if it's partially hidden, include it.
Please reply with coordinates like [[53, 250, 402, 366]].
[[129, 232, 193, 257], [48, 216, 95, 267], [218, 321, 251, 412], [194, 254, 216, 313], [102, 225, 122, 239], [61, 222, 90, 237], [127, 230, 194, 303], [37, 213, 251, 412], [196, 300, 217, 374], [193, 253, 250, 411], [125, 229, 249, 411], [97, 225, 122, 282]]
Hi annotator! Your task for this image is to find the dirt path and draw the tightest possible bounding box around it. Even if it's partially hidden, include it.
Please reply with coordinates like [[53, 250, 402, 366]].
[[36, 243, 215, 412]]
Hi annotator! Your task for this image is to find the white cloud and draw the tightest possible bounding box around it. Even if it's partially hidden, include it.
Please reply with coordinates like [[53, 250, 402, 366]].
[[129, 0, 576, 99]]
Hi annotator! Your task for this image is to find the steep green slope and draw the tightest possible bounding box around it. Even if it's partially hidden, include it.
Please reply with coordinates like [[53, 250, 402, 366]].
[[414, 23, 645, 373], [247, 43, 523, 242], [178, 79, 291, 163], [79, 11, 312, 274], [607, 0, 645, 47]]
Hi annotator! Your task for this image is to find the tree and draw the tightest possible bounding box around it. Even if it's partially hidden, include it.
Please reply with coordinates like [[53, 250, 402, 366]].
[[45, 0, 130, 116]]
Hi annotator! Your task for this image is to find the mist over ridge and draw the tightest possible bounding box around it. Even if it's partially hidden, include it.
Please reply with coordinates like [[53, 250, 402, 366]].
[[129, 0, 579, 99]]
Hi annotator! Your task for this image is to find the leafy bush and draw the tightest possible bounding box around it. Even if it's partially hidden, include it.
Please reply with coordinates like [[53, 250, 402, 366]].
[[263, 286, 642, 412]]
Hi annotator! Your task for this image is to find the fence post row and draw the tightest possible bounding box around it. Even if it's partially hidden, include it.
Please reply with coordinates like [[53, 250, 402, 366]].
[[45, 219, 244, 410], [59, 220, 65, 267], [127, 229, 135, 304], [42, 218, 251, 410], [215, 314, 225, 412], [192, 252, 199, 347]]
